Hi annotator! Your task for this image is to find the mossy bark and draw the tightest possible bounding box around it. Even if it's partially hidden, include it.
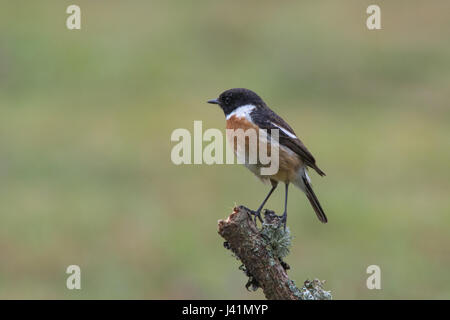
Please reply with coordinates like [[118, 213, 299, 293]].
[[218, 206, 331, 300]]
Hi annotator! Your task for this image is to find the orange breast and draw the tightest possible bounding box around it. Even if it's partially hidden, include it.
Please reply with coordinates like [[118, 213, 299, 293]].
[[225, 115, 303, 183], [226, 116, 259, 154], [226, 115, 259, 131]]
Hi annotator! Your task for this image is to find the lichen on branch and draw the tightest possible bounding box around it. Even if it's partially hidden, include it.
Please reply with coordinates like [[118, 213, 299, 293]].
[[218, 206, 332, 300]]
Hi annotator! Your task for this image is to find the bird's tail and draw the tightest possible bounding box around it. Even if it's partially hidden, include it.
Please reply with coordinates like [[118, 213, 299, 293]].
[[293, 168, 328, 223], [302, 175, 327, 223]]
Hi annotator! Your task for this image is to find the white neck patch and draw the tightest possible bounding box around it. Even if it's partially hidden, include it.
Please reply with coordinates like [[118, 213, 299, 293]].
[[226, 104, 256, 120]]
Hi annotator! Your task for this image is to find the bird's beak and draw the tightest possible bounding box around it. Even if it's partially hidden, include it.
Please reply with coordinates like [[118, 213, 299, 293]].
[[207, 98, 219, 105]]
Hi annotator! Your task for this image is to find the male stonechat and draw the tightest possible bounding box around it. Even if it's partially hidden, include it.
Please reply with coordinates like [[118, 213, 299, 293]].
[[208, 88, 327, 228]]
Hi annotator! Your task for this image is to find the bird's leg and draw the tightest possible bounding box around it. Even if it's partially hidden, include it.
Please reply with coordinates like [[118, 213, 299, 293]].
[[280, 183, 289, 230], [250, 181, 278, 224]]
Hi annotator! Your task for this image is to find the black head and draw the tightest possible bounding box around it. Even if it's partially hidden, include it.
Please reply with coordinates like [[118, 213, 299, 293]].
[[207, 88, 265, 116]]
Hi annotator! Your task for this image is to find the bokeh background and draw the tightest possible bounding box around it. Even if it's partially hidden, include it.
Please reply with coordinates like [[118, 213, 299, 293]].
[[1, 0, 449, 299]]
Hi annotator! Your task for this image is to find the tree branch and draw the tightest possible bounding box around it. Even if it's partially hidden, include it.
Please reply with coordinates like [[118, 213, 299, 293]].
[[218, 205, 331, 300]]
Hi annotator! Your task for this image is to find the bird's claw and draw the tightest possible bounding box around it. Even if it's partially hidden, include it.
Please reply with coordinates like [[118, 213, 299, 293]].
[[252, 210, 263, 224], [279, 212, 287, 231], [242, 207, 263, 224]]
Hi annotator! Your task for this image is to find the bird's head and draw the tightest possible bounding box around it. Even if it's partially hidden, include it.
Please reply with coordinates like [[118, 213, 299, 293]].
[[207, 88, 264, 116]]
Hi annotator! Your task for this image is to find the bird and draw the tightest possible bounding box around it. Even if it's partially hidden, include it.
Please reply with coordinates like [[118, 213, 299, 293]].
[[207, 88, 327, 228]]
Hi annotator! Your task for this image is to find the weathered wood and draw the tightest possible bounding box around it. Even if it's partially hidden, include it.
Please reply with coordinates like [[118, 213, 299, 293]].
[[218, 206, 331, 300]]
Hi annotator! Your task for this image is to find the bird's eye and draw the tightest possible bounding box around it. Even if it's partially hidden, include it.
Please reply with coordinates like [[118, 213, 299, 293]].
[[225, 96, 231, 105]]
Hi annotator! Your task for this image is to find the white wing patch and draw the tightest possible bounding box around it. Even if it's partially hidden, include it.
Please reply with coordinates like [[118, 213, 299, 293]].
[[226, 104, 256, 120], [270, 122, 297, 139]]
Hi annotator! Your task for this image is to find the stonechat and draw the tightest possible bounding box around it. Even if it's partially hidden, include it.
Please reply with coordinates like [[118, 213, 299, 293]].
[[208, 88, 327, 228]]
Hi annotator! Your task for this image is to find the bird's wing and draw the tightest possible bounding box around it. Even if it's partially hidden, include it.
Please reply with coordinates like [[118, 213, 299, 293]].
[[250, 108, 326, 176]]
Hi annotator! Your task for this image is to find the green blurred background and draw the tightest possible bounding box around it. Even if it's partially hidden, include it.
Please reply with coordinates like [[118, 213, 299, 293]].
[[1, 0, 449, 299]]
